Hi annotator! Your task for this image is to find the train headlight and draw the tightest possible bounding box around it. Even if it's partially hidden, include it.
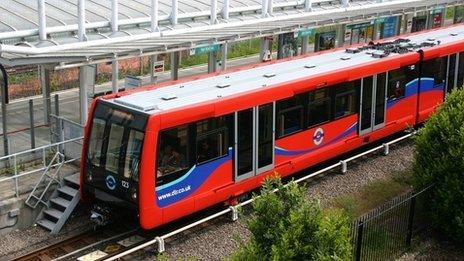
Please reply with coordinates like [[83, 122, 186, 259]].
[[131, 187, 138, 201]]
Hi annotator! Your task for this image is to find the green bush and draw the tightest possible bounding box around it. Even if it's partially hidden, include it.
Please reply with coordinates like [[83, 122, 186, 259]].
[[230, 177, 352, 261], [413, 88, 464, 243]]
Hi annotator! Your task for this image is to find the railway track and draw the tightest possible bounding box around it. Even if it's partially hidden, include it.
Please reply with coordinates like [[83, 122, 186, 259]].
[[12, 131, 413, 261], [11, 226, 139, 261]]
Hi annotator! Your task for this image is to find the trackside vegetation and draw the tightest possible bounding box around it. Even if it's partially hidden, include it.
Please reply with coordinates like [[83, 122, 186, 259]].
[[230, 177, 352, 261], [412, 87, 464, 243]]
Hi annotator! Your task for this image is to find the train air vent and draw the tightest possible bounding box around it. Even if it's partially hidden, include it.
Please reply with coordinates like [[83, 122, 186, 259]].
[[304, 64, 316, 69], [346, 48, 360, 54], [216, 83, 231, 88], [161, 93, 177, 101], [263, 73, 276, 78], [372, 51, 387, 58], [113, 99, 158, 112], [451, 33, 458, 36], [427, 38, 436, 41], [340, 56, 351, 61]]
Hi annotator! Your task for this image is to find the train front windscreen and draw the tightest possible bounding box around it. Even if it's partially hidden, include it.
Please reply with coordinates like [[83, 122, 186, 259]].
[[84, 101, 148, 205]]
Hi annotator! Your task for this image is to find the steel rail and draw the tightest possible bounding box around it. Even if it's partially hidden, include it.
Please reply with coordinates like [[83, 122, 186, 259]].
[[103, 131, 415, 260]]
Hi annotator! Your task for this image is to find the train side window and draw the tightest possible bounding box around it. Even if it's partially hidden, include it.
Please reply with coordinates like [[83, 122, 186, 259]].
[[387, 67, 407, 100], [87, 118, 106, 167], [307, 88, 331, 128], [123, 130, 144, 180], [333, 81, 358, 119], [157, 124, 192, 185], [196, 115, 232, 164], [276, 94, 305, 138], [421, 57, 446, 86], [105, 123, 125, 174]]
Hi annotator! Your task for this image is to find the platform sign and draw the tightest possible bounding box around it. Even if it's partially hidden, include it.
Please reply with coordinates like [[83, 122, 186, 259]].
[[380, 16, 398, 38], [152, 61, 164, 75], [455, 6, 464, 24], [190, 43, 221, 56], [125, 75, 142, 89], [294, 28, 315, 38], [431, 6, 444, 15], [430, 8, 444, 28]]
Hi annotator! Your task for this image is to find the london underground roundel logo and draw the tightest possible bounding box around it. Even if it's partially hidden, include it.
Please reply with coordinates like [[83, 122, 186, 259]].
[[313, 128, 324, 146], [106, 175, 117, 190]]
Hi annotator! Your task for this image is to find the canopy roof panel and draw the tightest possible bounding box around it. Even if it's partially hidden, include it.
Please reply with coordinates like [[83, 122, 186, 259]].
[[0, 0, 461, 68]]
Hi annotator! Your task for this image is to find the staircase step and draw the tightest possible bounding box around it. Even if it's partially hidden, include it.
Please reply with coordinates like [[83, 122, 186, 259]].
[[37, 219, 56, 231], [50, 197, 71, 209], [44, 208, 64, 220], [58, 186, 79, 197], [64, 173, 80, 186]]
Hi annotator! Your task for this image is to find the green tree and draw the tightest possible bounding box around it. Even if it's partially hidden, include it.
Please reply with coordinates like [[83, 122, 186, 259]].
[[413, 88, 464, 243], [230, 177, 352, 261]]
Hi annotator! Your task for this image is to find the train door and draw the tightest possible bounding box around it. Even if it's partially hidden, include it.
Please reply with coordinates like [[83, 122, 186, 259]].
[[446, 53, 457, 93], [359, 73, 387, 135], [446, 52, 464, 93], [235, 103, 275, 182], [458, 52, 464, 89]]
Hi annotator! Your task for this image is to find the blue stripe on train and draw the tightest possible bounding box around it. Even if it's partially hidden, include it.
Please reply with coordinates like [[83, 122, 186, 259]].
[[387, 78, 444, 108], [155, 148, 232, 208], [275, 122, 358, 156]]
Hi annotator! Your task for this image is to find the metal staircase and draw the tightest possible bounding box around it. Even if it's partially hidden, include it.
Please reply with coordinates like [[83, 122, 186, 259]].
[[25, 152, 81, 234]]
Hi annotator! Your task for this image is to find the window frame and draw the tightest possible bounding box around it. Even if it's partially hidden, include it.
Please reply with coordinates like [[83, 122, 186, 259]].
[[156, 124, 194, 187], [196, 127, 229, 165], [307, 95, 331, 129], [421, 57, 447, 87], [123, 129, 145, 181], [276, 105, 305, 138], [387, 68, 407, 101]]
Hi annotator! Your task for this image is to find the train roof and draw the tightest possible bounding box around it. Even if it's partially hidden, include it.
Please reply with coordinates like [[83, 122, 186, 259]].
[[110, 24, 464, 114]]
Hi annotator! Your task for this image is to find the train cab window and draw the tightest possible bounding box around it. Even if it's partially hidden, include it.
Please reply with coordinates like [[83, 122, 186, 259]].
[[421, 57, 446, 86], [307, 88, 331, 128], [157, 125, 192, 184], [123, 130, 144, 180], [388, 65, 417, 101], [87, 118, 106, 167], [333, 81, 358, 119], [276, 94, 305, 138], [105, 123, 125, 174], [196, 115, 232, 164]]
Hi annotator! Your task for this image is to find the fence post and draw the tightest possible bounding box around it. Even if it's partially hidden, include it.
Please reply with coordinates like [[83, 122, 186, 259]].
[[355, 220, 364, 261], [54, 94, 59, 117], [406, 196, 416, 247], [340, 160, 347, 174], [13, 155, 18, 197], [29, 99, 36, 150]]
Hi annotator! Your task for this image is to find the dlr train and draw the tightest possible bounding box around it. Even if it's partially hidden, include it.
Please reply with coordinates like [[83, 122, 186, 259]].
[[81, 24, 464, 229]]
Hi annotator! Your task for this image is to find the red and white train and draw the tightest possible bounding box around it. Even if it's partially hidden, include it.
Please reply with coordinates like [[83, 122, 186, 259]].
[[81, 24, 464, 229]]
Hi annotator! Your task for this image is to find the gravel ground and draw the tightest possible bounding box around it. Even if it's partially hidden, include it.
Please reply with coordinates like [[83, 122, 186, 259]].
[[162, 140, 415, 260], [0, 207, 92, 259], [399, 232, 464, 260]]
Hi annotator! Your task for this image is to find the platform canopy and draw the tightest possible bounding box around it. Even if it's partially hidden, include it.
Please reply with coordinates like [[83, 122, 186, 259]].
[[0, 0, 462, 68]]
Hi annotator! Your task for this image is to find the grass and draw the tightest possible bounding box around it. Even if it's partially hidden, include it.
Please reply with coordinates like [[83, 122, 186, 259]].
[[330, 169, 414, 220]]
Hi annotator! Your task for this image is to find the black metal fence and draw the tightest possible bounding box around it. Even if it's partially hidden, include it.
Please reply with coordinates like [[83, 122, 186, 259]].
[[351, 186, 432, 261]]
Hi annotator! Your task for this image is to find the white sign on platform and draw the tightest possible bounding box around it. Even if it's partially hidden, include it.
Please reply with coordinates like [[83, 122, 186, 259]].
[[153, 61, 165, 76]]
